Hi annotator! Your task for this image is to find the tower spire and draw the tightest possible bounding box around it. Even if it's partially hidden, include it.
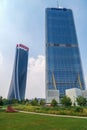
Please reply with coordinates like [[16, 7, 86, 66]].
[[57, 0, 59, 8]]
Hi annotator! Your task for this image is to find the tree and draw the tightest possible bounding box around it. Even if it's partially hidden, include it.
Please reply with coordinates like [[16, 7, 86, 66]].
[[0, 96, 3, 106], [11, 99, 19, 104], [61, 96, 72, 107], [76, 96, 86, 106], [51, 99, 58, 107], [19, 99, 27, 105], [40, 99, 46, 106], [3, 98, 9, 105], [31, 98, 38, 106]]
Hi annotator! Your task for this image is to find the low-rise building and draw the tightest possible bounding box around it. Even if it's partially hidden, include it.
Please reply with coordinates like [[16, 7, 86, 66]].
[[66, 88, 82, 106], [46, 90, 60, 104]]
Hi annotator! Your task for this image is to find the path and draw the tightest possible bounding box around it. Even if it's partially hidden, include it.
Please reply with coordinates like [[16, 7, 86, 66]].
[[19, 110, 87, 119]]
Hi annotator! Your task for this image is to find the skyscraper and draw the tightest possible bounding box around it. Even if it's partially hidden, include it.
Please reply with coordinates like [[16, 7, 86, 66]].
[[8, 44, 29, 100], [45, 8, 85, 102]]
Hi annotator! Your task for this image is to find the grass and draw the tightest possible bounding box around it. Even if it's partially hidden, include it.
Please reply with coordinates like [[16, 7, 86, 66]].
[[0, 110, 87, 130]]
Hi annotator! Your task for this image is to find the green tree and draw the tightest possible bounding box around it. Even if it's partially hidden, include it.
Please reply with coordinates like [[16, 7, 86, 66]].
[[76, 96, 86, 106], [19, 99, 27, 105], [61, 96, 72, 107], [0, 96, 3, 106], [11, 99, 19, 104], [31, 98, 38, 106], [3, 98, 9, 105], [51, 99, 58, 107], [40, 99, 46, 106]]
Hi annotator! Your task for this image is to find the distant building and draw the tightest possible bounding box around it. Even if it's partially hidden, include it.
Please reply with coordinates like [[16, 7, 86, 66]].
[[66, 88, 82, 105], [46, 90, 60, 103], [45, 7, 85, 103], [82, 90, 87, 99], [66, 88, 87, 106], [8, 44, 29, 100]]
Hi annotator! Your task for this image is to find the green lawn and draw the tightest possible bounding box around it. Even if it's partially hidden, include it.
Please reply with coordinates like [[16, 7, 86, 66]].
[[0, 111, 87, 130]]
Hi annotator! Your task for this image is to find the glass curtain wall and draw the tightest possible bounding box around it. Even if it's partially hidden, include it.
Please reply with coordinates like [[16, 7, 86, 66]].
[[46, 8, 85, 98]]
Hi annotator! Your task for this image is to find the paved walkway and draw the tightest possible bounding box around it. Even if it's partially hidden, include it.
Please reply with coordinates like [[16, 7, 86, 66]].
[[19, 111, 87, 119]]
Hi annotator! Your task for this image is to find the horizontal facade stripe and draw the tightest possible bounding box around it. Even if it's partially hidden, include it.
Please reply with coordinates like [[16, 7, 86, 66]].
[[46, 43, 78, 47]]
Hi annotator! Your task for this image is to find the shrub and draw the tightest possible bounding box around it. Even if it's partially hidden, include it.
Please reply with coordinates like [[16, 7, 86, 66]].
[[0, 96, 3, 106], [39, 99, 46, 106], [31, 98, 38, 106], [51, 99, 58, 107], [76, 96, 86, 106], [74, 107, 83, 112], [61, 96, 72, 107]]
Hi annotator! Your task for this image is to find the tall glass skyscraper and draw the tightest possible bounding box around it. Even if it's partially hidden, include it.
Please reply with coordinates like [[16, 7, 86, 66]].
[[45, 8, 85, 100], [8, 44, 29, 100]]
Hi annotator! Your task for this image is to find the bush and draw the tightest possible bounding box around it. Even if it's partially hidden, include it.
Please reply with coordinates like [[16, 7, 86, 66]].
[[31, 98, 38, 106], [74, 107, 83, 112], [76, 96, 86, 106], [0, 96, 3, 106], [39, 99, 46, 106], [61, 96, 72, 107], [51, 99, 58, 107]]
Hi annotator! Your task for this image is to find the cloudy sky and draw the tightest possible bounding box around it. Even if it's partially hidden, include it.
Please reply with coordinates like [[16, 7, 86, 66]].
[[0, 0, 87, 99]]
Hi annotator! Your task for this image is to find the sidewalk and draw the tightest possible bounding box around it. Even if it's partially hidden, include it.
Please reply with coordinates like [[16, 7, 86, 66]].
[[19, 110, 87, 119]]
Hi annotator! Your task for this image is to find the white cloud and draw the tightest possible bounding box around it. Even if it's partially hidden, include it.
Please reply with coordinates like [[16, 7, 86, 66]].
[[26, 55, 45, 99], [29, 55, 45, 72]]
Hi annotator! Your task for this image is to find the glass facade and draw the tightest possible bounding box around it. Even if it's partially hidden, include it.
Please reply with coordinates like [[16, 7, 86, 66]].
[[8, 44, 29, 100], [45, 8, 85, 98]]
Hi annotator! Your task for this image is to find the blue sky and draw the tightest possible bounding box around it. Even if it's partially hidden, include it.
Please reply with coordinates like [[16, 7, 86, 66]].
[[0, 0, 87, 99]]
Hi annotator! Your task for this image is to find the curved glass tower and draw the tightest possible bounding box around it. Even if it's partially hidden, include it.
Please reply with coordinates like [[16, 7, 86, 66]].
[[45, 8, 85, 101], [8, 44, 29, 100]]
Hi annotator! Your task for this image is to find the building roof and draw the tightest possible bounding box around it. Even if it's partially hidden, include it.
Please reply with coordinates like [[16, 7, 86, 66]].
[[17, 44, 29, 51]]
